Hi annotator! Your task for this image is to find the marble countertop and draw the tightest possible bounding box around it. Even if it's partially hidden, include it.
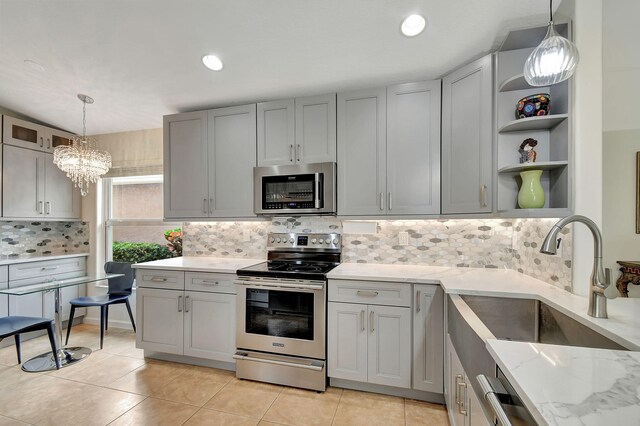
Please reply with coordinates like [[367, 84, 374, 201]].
[[487, 339, 640, 426], [132, 256, 265, 274], [0, 252, 89, 266]]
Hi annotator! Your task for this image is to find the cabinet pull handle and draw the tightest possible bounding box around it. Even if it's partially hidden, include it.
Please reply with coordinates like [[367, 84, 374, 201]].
[[296, 144, 301, 162], [360, 309, 365, 332], [38, 201, 44, 215], [150, 277, 168, 282], [178, 295, 183, 312], [41, 266, 58, 271], [480, 185, 488, 208], [356, 290, 378, 297], [39, 136, 43, 147], [46, 138, 51, 149], [457, 381, 468, 415], [45, 201, 51, 215], [290, 144, 294, 162], [184, 295, 190, 312], [379, 192, 384, 211], [209, 198, 214, 214], [201, 280, 219, 285], [388, 192, 392, 210], [416, 290, 421, 312], [454, 374, 463, 405], [203, 198, 207, 214], [369, 310, 374, 333]]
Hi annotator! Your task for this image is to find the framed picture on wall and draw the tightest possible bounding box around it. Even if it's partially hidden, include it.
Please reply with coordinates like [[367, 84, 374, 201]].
[[637, 152, 640, 234]]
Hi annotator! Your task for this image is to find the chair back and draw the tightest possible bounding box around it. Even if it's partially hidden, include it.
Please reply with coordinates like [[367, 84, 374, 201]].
[[104, 262, 135, 295]]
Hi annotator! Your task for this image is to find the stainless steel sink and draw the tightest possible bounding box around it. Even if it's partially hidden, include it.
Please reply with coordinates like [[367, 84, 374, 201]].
[[460, 295, 627, 350]]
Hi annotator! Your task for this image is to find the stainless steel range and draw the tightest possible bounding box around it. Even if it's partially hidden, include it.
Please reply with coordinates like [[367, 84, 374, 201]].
[[234, 232, 341, 392]]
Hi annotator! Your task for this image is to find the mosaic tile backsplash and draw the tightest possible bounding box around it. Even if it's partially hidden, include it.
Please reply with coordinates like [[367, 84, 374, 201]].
[[0, 221, 90, 258], [183, 217, 572, 290]]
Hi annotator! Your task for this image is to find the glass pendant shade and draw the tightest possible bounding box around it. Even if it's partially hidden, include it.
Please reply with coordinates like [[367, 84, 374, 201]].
[[53, 94, 111, 196], [524, 23, 579, 86]]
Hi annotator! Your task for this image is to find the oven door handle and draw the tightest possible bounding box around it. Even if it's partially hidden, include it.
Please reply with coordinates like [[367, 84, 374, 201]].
[[233, 353, 324, 371], [235, 280, 324, 291], [477, 375, 513, 426]]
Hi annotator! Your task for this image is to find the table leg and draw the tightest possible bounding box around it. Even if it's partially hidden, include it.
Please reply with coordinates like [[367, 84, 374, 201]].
[[21, 287, 92, 372]]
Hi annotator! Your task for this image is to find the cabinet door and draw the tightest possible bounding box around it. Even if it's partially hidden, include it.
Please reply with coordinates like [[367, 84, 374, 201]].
[[163, 111, 209, 219], [337, 88, 387, 216], [413, 285, 444, 393], [208, 105, 257, 218], [2, 116, 45, 151], [386, 81, 441, 215], [0, 295, 7, 317], [447, 335, 468, 426], [2, 145, 44, 218], [136, 287, 184, 355], [8, 293, 46, 318], [367, 305, 411, 388], [183, 291, 235, 361], [48, 128, 74, 152], [295, 94, 336, 164], [467, 376, 491, 426], [44, 153, 80, 219], [442, 54, 493, 214], [327, 302, 368, 382], [257, 99, 295, 166]]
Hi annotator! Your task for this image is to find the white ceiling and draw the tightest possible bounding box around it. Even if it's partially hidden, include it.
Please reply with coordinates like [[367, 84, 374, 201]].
[[0, 0, 556, 135]]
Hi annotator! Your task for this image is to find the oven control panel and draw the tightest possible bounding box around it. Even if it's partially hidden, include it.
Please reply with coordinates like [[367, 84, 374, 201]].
[[267, 233, 341, 250]]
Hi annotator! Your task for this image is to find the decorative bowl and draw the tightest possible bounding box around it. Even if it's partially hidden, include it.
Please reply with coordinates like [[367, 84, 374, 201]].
[[515, 94, 550, 119]]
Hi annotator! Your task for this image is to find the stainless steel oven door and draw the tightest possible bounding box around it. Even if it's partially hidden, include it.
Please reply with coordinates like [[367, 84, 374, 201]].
[[235, 278, 326, 359]]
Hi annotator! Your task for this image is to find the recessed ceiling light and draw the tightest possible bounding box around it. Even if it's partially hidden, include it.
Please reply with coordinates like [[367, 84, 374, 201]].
[[401, 14, 426, 37], [202, 55, 224, 71], [24, 59, 45, 72]]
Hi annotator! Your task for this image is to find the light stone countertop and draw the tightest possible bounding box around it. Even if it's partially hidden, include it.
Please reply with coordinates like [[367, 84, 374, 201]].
[[0, 252, 89, 266], [329, 262, 640, 426], [132, 256, 265, 274]]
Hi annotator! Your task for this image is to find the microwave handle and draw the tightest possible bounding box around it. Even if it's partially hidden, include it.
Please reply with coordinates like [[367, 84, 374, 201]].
[[314, 173, 321, 208]]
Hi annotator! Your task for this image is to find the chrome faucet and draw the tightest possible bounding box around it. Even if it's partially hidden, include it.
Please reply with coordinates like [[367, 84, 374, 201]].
[[540, 215, 617, 319]]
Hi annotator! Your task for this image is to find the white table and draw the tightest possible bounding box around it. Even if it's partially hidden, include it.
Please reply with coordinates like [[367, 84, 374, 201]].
[[0, 273, 123, 372]]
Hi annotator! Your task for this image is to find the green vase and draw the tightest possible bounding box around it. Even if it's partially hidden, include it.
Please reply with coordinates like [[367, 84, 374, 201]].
[[517, 170, 545, 208]]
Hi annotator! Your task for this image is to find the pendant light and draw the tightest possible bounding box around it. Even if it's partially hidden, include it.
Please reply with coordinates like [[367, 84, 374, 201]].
[[53, 94, 112, 196], [523, 0, 579, 86]]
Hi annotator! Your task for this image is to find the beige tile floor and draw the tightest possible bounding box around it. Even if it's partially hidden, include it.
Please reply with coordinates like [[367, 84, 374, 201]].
[[0, 324, 449, 426]]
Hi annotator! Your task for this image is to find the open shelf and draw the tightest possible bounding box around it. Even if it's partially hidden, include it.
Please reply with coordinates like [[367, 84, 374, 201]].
[[498, 208, 573, 219], [498, 74, 534, 92], [498, 114, 568, 133], [498, 161, 568, 174]]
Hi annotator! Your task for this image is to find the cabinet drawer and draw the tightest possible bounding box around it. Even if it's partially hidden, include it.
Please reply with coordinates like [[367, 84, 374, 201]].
[[9, 257, 86, 281], [137, 269, 185, 290], [0, 266, 7, 283], [328, 279, 412, 307], [185, 272, 236, 294]]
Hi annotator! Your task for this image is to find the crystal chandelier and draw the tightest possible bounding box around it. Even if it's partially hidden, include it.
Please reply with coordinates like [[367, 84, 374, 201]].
[[54, 94, 111, 196], [523, 0, 580, 86]]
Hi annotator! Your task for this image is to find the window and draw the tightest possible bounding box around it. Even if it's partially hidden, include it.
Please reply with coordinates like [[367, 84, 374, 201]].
[[104, 175, 182, 263]]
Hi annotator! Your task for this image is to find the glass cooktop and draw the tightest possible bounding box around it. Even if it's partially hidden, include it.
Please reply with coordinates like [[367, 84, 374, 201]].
[[237, 260, 340, 280]]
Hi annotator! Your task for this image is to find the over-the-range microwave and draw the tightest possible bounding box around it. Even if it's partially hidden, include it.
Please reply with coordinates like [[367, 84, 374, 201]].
[[253, 162, 336, 215]]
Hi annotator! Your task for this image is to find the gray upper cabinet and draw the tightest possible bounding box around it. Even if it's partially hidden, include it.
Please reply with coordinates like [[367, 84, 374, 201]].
[[338, 81, 441, 217], [258, 95, 337, 166], [337, 88, 387, 216], [2, 116, 45, 152], [2, 145, 79, 219], [442, 54, 493, 214], [207, 105, 257, 218], [164, 106, 257, 220], [163, 111, 209, 219], [387, 81, 441, 215], [295, 94, 337, 164], [257, 99, 295, 166]]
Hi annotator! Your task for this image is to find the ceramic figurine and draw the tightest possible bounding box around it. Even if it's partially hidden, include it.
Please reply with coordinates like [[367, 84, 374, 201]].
[[519, 138, 538, 163]]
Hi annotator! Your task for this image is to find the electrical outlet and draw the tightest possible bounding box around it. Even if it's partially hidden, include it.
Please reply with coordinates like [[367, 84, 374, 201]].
[[399, 231, 409, 246], [242, 230, 251, 242]]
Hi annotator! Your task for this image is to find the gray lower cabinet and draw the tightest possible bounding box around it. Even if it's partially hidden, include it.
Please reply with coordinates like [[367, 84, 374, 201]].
[[337, 81, 441, 216], [163, 105, 256, 220], [135, 270, 236, 363], [0, 266, 7, 317], [257, 94, 337, 166], [413, 285, 444, 393], [442, 54, 493, 214]]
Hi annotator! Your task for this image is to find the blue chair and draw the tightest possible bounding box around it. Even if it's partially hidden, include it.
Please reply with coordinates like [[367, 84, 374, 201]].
[[65, 262, 136, 349], [0, 316, 61, 369]]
